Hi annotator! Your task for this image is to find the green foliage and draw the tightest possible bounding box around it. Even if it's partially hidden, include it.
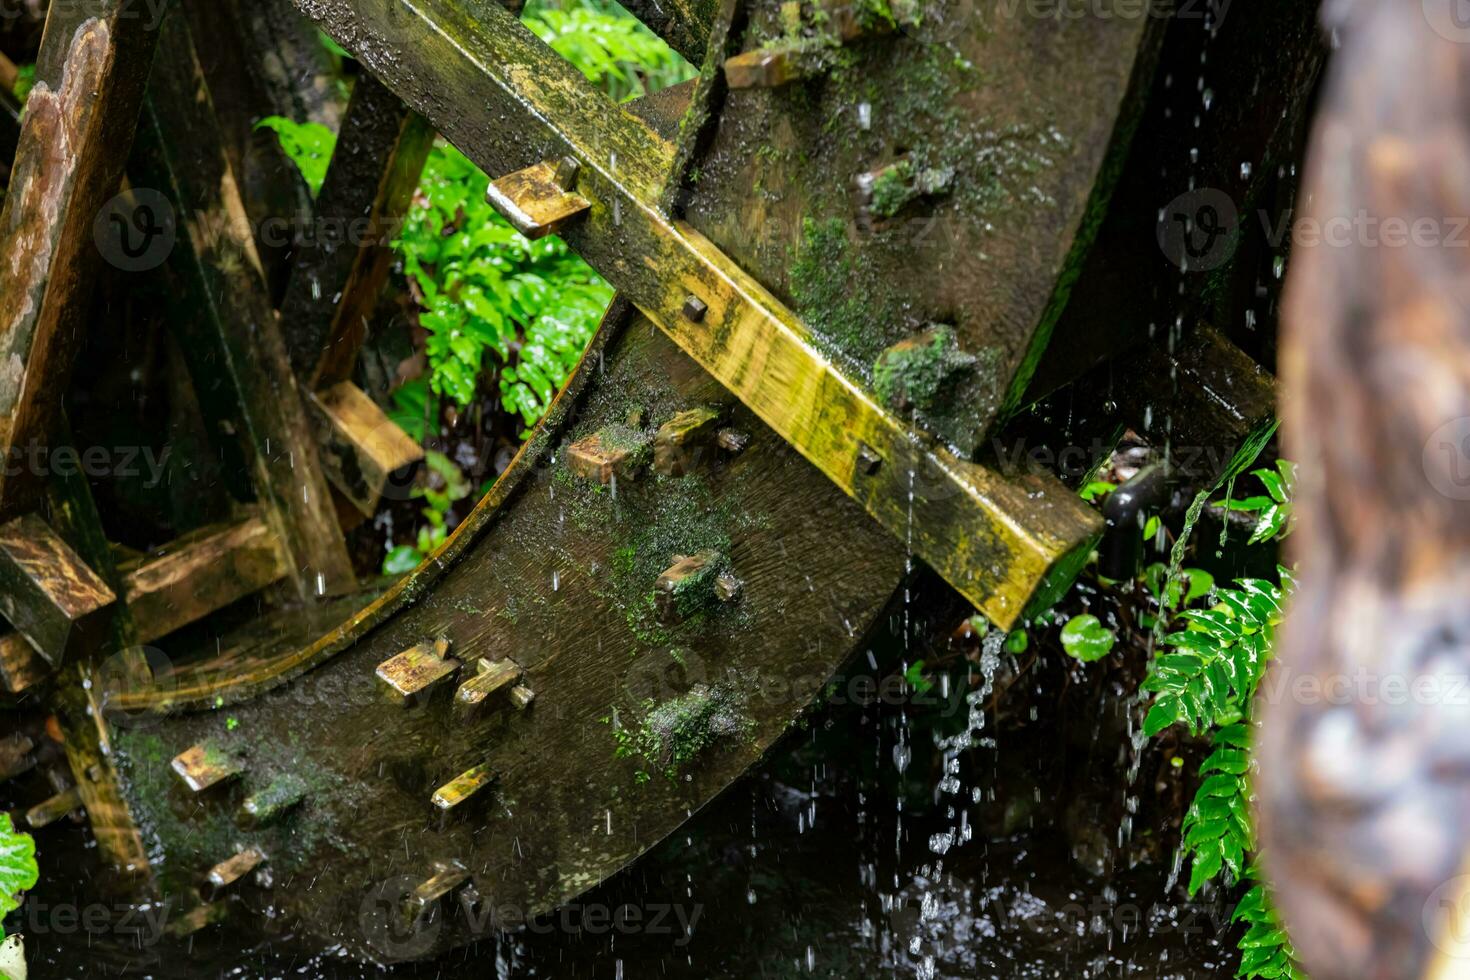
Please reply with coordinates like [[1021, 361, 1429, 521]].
[[1234, 867, 1308, 980], [1217, 460, 1296, 544], [1059, 613, 1114, 663], [12, 64, 34, 105], [1135, 443, 1301, 979], [903, 660, 934, 695], [254, 116, 336, 197], [0, 813, 38, 940], [381, 448, 472, 574], [524, 0, 696, 103], [1140, 576, 1283, 737]]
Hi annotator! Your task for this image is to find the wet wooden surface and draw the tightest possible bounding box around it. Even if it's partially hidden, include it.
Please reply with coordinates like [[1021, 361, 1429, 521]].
[[0, 0, 160, 517], [130, 12, 356, 599], [1263, 1, 1470, 977]]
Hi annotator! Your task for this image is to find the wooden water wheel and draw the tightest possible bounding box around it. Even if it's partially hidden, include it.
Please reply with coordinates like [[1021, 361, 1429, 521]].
[[0, 0, 1309, 964]]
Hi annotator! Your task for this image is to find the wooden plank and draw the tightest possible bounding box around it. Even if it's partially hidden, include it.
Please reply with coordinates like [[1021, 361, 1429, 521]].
[[183, 0, 344, 303], [279, 74, 435, 387], [306, 383, 425, 518], [376, 638, 458, 704], [292, 0, 1102, 626], [170, 742, 244, 793], [430, 763, 496, 811], [129, 12, 356, 599], [120, 515, 291, 644], [25, 784, 81, 828], [0, 513, 115, 666], [206, 847, 265, 889], [0, 0, 161, 517]]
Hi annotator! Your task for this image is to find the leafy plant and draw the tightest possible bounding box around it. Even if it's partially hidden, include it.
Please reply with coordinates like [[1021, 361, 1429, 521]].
[[1137, 447, 1302, 979], [524, 0, 696, 102], [254, 117, 336, 197], [1217, 460, 1295, 544], [382, 448, 472, 573], [1059, 613, 1114, 663], [0, 813, 38, 941]]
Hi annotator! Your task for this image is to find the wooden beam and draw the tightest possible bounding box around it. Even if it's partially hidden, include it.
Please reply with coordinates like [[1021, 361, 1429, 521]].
[[120, 514, 291, 644], [130, 12, 356, 599], [280, 74, 435, 387], [0, 0, 161, 517], [290, 0, 1101, 625], [306, 383, 425, 518], [0, 513, 115, 666]]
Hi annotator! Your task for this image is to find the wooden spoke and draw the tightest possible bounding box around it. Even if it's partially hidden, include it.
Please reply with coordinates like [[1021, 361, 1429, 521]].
[[280, 74, 435, 388], [290, 0, 1101, 626], [130, 12, 356, 599], [0, 0, 162, 518], [119, 514, 291, 644], [306, 382, 425, 519]]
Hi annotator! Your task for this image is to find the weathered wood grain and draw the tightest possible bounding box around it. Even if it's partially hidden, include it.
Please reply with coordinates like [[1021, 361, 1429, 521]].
[[119, 514, 290, 643], [0, 0, 160, 517], [130, 12, 356, 599], [0, 512, 114, 665]]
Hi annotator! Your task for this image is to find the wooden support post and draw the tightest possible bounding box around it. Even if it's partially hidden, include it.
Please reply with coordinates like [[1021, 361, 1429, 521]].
[[280, 74, 435, 387], [0, 514, 115, 666], [130, 12, 356, 600], [120, 514, 290, 644], [0, 0, 161, 518], [289, 0, 1103, 626], [306, 383, 425, 518]]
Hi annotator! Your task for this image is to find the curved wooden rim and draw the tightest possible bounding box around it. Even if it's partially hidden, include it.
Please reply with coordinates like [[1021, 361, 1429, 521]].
[[112, 297, 635, 715]]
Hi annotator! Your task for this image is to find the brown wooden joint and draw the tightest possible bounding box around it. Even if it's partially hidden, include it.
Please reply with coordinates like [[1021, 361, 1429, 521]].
[[0, 514, 116, 666], [655, 550, 726, 623], [653, 407, 720, 477], [566, 428, 650, 485], [171, 743, 244, 793], [206, 847, 265, 890], [431, 762, 497, 811], [376, 637, 459, 704], [307, 382, 426, 517], [723, 47, 815, 89]]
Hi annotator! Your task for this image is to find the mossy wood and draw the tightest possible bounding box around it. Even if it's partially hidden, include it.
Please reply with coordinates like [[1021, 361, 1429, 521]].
[[287, 0, 1104, 626]]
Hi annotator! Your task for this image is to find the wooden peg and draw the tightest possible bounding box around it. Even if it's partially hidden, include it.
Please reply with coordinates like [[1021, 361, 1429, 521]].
[[510, 685, 536, 710], [166, 900, 228, 937], [454, 659, 520, 713], [431, 762, 497, 811], [485, 159, 590, 239], [565, 427, 650, 485], [238, 776, 306, 827], [376, 638, 459, 704], [407, 865, 471, 917], [206, 847, 264, 889], [653, 407, 720, 476], [723, 47, 813, 89], [25, 785, 82, 828], [655, 550, 724, 623], [171, 743, 243, 793], [0, 514, 115, 666]]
